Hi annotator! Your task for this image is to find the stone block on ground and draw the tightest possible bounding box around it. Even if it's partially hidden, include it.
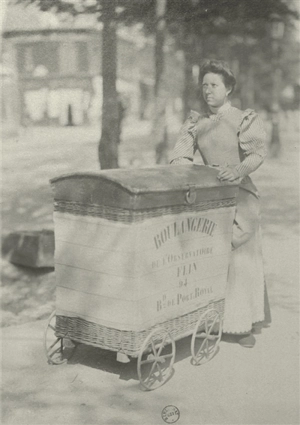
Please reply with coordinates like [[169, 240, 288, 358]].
[[2, 230, 54, 268]]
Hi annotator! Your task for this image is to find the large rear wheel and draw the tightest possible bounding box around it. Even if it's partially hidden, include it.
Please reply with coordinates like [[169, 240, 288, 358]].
[[191, 309, 222, 366]]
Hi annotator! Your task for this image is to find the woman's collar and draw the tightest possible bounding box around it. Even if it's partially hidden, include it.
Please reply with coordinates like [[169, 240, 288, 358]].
[[208, 102, 231, 119]]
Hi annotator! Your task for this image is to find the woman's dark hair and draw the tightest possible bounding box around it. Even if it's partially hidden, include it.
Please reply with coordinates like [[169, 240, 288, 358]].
[[199, 60, 236, 94]]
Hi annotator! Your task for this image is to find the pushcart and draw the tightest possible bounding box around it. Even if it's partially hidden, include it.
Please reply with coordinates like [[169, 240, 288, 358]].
[[44, 164, 238, 390]]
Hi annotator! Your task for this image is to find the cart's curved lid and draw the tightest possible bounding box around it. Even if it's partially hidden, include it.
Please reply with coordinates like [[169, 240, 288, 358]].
[[51, 164, 238, 210]]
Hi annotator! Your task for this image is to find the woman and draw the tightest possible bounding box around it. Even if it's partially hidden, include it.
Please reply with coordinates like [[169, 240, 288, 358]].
[[170, 60, 271, 348]]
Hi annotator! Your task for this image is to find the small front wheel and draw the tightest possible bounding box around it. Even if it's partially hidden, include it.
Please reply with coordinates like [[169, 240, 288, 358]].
[[43, 310, 77, 365], [191, 309, 222, 366], [137, 328, 176, 390]]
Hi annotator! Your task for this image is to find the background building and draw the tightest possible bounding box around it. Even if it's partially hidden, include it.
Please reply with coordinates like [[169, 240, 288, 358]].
[[2, 2, 184, 128]]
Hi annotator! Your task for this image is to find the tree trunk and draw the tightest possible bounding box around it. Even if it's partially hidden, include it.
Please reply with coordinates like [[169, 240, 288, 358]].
[[154, 0, 166, 98], [238, 37, 257, 110], [182, 26, 195, 119], [270, 39, 282, 157], [153, 0, 168, 164], [98, 0, 119, 169], [246, 62, 255, 108], [239, 57, 248, 110]]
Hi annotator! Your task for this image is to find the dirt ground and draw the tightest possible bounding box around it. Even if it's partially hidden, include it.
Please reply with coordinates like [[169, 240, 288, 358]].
[[1, 115, 299, 424]]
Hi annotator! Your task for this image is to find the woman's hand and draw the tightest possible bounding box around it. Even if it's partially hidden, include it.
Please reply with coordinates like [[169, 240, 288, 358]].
[[217, 166, 241, 183]]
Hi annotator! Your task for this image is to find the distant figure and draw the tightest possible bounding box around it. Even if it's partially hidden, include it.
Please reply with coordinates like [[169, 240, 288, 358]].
[[67, 104, 74, 126], [117, 94, 126, 144], [155, 124, 168, 164], [154, 103, 169, 164]]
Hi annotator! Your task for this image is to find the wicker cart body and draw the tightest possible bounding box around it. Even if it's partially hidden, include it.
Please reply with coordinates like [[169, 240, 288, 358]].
[[46, 165, 238, 388]]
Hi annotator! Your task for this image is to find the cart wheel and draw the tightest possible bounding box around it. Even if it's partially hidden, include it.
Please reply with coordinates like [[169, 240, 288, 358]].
[[137, 328, 176, 391], [43, 310, 77, 365], [191, 309, 222, 366]]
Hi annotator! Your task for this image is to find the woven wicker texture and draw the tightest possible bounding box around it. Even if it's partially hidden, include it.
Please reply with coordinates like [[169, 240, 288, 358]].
[[54, 199, 236, 223], [55, 299, 224, 357]]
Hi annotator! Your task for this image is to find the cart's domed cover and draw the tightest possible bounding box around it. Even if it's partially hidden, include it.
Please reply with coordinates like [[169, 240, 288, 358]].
[[51, 164, 238, 209]]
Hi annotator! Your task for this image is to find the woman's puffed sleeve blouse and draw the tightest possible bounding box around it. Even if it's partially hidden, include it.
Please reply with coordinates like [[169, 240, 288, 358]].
[[169, 110, 200, 164], [170, 107, 267, 179], [234, 109, 267, 178]]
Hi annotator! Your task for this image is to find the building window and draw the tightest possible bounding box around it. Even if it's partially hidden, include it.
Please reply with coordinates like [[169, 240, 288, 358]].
[[24, 46, 34, 72], [17, 42, 59, 75], [17, 45, 33, 74], [76, 42, 89, 73]]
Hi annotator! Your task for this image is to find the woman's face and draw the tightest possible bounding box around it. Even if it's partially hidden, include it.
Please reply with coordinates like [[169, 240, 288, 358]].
[[202, 73, 231, 109]]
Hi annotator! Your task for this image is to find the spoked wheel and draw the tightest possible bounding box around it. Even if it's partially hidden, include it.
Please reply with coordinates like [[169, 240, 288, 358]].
[[137, 328, 176, 391], [191, 309, 222, 366], [44, 310, 77, 365]]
